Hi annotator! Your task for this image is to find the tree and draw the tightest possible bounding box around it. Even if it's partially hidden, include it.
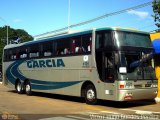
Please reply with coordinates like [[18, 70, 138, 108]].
[[13, 29, 33, 43], [0, 26, 33, 67], [152, 0, 160, 31], [0, 36, 5, 70], [0, 26, 33, 44]]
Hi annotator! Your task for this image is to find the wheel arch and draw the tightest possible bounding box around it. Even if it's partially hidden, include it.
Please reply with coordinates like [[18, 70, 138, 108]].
[[23, 79, 30, 86], [15, 78, 29, 88], [15, 78, 21, 89], [81, 80, 96, 97], [24, 79, 32, 95]]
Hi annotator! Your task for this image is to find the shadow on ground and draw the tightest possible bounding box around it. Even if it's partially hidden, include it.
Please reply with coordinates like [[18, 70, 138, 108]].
[[9, 90, 156, 108]]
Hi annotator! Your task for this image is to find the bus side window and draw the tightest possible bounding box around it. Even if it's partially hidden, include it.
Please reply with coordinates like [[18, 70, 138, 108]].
[[11, 49, 17, 60], [71, 36, 84, 54], [16, 49, 19, 59], [29, 44, 40, 58], [19, 47, 28, 59], [71, 39, 76, 54], [64, 48, 70, 54], [74, 36, 81, 54], [42, 41, 53, 57], [104, 32, 112, 47], [56, 38, 71, 56], [8, 49, 12, 60], [82, 35, 92, 53], [4, 50, 9, 62], [96, 33, 103, 49]]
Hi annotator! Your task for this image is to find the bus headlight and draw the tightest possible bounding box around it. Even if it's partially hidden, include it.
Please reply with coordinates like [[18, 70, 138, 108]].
[[119, 82, 134, 89], [151, 84, 157, 88], [125, 82, 134, 89]]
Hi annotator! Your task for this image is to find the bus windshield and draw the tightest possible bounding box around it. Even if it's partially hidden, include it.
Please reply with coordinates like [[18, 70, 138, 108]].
[[115, 31, 153, 48], [118, 51, 156, 80]]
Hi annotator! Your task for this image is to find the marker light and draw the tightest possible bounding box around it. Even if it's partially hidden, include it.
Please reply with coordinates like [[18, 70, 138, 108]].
[[119, 84, 124, 89]]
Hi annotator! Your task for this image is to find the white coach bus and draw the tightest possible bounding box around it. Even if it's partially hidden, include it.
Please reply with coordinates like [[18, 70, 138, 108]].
[[2, 27, 157, 104]]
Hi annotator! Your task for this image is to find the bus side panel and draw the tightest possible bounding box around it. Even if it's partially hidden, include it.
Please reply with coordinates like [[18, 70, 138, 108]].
[[17, 55, 92, 96], [3, 61, 16, 89]]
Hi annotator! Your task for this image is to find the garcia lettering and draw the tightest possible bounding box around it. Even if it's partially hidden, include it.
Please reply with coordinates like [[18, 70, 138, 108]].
[[27, 59, 65, 68]]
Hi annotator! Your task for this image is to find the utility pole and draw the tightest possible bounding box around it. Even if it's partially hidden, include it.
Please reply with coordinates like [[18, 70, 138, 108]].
[[68, 0, 70, 32]]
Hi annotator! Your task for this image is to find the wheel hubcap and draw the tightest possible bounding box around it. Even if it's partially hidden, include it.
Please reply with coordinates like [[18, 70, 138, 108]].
[[87, 89, 95, 100], [26, 84, 30, 92], [17, 83, 21, 92]]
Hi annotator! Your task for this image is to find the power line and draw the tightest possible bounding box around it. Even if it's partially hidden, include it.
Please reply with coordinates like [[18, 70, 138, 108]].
[[35, 1, 152, 38], [69, 2, 152, 28]]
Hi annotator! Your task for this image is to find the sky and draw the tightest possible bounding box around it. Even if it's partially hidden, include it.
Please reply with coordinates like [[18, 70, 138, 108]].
[[0, 0, 157, 37]]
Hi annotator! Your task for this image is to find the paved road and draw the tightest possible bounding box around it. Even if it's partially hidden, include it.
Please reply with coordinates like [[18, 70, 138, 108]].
[[0, 84, 160, 120]]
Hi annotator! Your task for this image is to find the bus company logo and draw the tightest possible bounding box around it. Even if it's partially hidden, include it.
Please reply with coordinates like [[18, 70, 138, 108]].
[[27, 59, 65, 68], [1, 113, 19, 120]]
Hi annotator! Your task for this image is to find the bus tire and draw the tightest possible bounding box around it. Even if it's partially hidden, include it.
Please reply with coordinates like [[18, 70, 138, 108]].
[[16, 80, 23, 94], [84, 84, 97, 105], [25, 81, 32, 95]]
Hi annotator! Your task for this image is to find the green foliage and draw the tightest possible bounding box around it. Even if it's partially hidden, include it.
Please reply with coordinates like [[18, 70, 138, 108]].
[[0, 26, 33, 67], [0, 37, 5, 70], [0, 26, 33, 44], [152, 0, 160, 29], [13, 28, 33, 43]]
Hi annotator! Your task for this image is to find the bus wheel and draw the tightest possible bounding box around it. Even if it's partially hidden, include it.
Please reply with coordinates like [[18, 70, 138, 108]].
[[16, 80, 23, 94], [84, 84, 97, 105], [25, 81, 32, 95]]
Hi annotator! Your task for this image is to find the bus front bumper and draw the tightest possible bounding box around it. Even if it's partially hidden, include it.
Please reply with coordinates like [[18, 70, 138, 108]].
[[117, 88, 157, 101]]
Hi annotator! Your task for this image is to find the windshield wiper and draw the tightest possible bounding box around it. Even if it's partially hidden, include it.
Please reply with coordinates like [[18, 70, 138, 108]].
[[130, 52, 153, 68]]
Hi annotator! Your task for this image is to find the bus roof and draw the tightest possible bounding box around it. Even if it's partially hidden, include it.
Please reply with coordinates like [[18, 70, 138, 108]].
[[95, 27, 149, 34], [4, 27, 149, 49]]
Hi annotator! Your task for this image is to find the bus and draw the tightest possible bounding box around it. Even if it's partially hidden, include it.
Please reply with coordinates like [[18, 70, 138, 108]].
[[2, 27, 157, 104]]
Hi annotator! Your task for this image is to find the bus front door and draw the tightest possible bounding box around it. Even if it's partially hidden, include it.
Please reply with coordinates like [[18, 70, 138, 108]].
[[102, 52, 117, 100]]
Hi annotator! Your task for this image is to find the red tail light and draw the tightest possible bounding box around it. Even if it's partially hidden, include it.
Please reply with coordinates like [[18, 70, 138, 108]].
[[119, 84, 124, 89]]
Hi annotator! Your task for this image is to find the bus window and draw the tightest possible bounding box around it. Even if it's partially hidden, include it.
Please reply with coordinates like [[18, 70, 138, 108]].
[[10, 49, 17, 60], [104, 32, 112, 47], [42, 41, 53, 57], [71, 39, 76, 54], [8, 49, 12, 60], [16, 49, 20, 59], [71, 35, 87, 54], [82, 35, 92, 53], [115, 31, 152, 48], [3, 49, 9, 62], [96, 31, 112, 49], [104, 52, 115, 82], [73, 36, 82, 54], [29, 44, 40, 58], [19, 47, 28, 59], [56, 38, 71, 56], [96, 33, 103, 49], [96, 51, 115, 82]]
